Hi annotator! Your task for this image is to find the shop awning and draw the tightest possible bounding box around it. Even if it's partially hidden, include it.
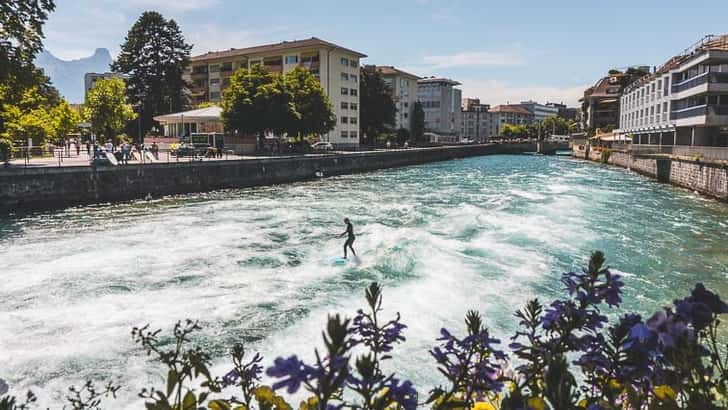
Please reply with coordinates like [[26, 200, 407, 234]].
[[153, 106, 222, 123]]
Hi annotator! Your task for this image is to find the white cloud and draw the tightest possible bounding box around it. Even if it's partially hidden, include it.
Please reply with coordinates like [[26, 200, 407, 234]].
[[185, 24, 297, 55], [118, 0, 219, 13], [421, 50, 525, 69], [459, 79, 586, 107]]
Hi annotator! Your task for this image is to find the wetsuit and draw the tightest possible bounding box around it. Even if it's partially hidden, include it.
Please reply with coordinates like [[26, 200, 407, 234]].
[[343, 222, 356, 258]]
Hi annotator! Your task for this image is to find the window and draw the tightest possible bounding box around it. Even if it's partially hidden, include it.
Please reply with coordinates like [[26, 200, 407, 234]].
[[341, 131, 348, 138], [341, 73, 349, 81], [349, 59, 357, 67], [350, 103, 358, 110], [341, 116, 348, 124], [350, 89, 358, 96], [209, 65, 220, 72], [221, 62, 233, 72], [341, 87, 348, 95], [210, 78, 220, 85], [404, 102, 409, 108], [350, 131, 358, 139], [341, 57, 349, 66], [285, 55, 298, 65], [341, 102, 349, 110], [350, 117, 358, 125], [350, 75, 357, 83], [210, 91, 221, 100]]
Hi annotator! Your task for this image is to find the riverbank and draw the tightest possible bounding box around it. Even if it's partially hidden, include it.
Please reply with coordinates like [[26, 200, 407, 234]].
[[573, 146, 728, 202], [0, 143, 538, 213]]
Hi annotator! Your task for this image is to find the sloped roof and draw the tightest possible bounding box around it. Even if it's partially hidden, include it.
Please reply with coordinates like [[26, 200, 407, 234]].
[[375, 66, 421, 79], [490, 105, 532, 115], [191, 37, 367, 62], [153, 106, 222, 122]]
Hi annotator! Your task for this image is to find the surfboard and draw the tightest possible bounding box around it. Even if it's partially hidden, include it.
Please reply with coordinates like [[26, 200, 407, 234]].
[[330, 256, 348, 266], [105, 151, 119, 166]]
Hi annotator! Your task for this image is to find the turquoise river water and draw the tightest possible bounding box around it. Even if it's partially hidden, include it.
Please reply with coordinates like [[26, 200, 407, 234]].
[[1, 155, 727, 408]]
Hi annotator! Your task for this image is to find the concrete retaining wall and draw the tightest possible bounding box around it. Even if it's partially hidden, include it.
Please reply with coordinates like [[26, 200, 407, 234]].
[[0, 144, 537, 212], [605, 151, 727, 201]]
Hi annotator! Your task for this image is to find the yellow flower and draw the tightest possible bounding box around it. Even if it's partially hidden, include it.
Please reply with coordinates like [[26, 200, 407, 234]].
[[472, 402, 496, 410], [653, 385, 677, 401], [577, 399, 588, 408], [608, 379, 621, 390], [254, 386, 275, 403], [527, 397, 546, 410]]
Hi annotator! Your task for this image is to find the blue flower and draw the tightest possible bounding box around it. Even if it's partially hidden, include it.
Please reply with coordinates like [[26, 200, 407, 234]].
[[646, 310, 691, 349], [266, 355, 320, 394]]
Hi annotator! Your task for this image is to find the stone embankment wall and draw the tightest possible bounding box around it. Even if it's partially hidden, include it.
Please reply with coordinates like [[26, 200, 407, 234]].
[[0, 144, 538, 212], [597, 151, 728, 201]]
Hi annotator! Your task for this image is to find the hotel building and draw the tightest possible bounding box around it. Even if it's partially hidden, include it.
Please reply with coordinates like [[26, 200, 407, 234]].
[[460, 98, 492, 142], [366, 66, 421, 132], [417, 77, 462, 141], [618, 35, 728, 151], [186, 37, 366, 149]]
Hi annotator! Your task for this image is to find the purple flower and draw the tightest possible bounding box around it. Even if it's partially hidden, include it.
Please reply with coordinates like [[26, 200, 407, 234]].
[[383, 377, 418, 410], [222, 352, 263, 387], [351, 309, 407, 354], [266, 355, 320, 394], [629, 323, 652, 343], [646, 310, 691, 348], [689, 283, 728, 314]]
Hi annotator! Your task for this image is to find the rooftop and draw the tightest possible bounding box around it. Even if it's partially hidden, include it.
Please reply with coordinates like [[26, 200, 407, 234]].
[[191, 37, 367, 62], [417, 77, 461, 86], [490, 105, 532, 115], [372, 65, 421, 80]]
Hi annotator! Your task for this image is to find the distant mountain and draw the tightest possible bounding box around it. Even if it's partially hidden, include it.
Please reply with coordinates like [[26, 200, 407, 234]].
[[35, 48, 113, 103]]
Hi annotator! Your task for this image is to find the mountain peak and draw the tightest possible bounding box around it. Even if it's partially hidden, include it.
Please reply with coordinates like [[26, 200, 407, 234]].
[[35, 48, 114, 103]]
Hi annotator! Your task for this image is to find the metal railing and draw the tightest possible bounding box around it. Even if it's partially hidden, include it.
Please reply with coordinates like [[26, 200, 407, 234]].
[[627, 144, 728, 161], [672, 72, 728, 93], [670, 105, 707, 120]]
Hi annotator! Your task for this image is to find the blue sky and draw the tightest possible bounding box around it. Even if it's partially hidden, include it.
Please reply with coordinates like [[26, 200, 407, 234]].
[[44, 0, 728, 106]]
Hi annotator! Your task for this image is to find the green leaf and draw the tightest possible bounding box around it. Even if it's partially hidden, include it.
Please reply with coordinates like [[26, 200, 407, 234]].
[[182, 390, 196, 410], [167, 369, 178, 396], [208, 399, 231, 410]]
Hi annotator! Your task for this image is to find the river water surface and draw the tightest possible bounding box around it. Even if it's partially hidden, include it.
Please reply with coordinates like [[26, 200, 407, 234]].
[[1, 155, 727, 407]]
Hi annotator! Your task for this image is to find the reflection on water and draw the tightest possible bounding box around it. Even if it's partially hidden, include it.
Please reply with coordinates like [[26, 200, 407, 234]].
[[1, 155, 727, 408]]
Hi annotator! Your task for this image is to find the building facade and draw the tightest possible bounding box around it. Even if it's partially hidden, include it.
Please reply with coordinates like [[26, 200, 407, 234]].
[[461, 98, 492, 142], [417, 77, 462, 141], [186, 37, 366, 149], [546, 102, 579, 122], [515, 100, 559, 121], [367, 66, 420, 132], [84, 72, 126, 101], [618, 35, 728, 149], [489, 105, 534, 137]]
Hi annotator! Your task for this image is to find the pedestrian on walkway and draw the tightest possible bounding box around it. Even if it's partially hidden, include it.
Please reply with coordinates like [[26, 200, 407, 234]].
[[86, 142, 91, 156], [75, 141, 80, 156], [121, 142, 130, 165]]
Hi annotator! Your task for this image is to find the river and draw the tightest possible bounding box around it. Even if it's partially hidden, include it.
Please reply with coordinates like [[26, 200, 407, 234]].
[[1, 155, 727, 407]]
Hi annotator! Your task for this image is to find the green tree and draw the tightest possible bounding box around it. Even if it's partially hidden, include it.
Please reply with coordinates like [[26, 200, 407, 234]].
[[284, 66, 335, 141], [112, 11, 192, 141], [0, 0, 59, 136], [221, 65, 296, 149], [51, 100, 81, 141], [83, 77, 137, 143], [359, 67, 396, 145], [411, 101, 425, 144], [0, 85, 56, 145]]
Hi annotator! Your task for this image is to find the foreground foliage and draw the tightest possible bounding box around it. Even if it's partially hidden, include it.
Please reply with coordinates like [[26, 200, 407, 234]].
[[1, 252, 726, 409]]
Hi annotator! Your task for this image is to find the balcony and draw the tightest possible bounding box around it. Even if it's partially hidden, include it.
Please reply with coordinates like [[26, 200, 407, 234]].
[[670, 105, 706, 120], [672, 72, 728, 93]]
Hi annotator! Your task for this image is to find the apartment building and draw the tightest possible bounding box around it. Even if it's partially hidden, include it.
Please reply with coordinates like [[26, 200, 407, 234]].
[[417, 77, 462, 141], [490, 105, 534, 136], [618, 34, 728, 149], [515, 100, 559, 121], [186, 37, 366, 149], [366, 66, 421, 132], [461, 98, 492, 142]]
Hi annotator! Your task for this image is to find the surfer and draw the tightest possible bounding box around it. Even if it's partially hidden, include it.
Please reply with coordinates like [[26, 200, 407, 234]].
[[339, 217, 356, 259]]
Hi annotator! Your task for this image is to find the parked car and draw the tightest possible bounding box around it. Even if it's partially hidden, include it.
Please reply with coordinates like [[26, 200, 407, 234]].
[[311, 142, 334, 151]]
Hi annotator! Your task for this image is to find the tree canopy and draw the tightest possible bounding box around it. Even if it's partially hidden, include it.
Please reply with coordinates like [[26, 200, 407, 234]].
[[411, 101, 425, 144], [222, 65, 336, 148], [111, 11, 192, 141], [284, 67, 336, 140], [359, 68, 396, 145], [0, 0, 60, 138], [83, 77, 137, 143]]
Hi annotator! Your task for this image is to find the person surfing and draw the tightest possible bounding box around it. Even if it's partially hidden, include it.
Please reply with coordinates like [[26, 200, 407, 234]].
[[339, 217, 356, 259]]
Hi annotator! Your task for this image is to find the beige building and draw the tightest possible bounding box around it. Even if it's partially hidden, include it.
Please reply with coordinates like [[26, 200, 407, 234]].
[[186, 37, 366, 149], [368, 66, 421, 132]]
